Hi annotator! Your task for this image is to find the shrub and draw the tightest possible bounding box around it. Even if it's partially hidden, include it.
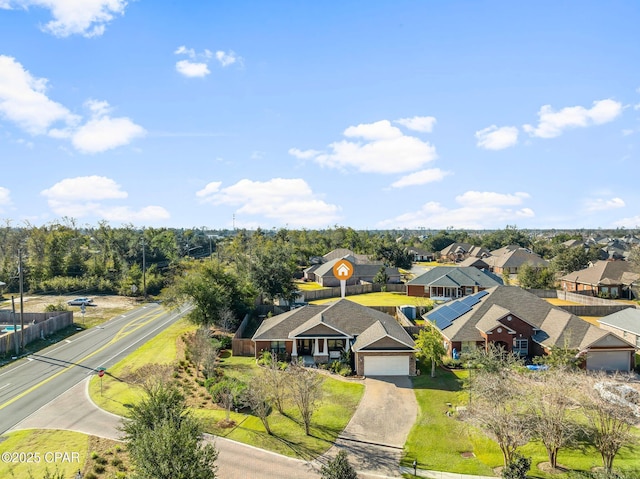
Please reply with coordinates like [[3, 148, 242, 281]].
[[211, 334, 232, 349], [93, 463, 106, 474], [338, 365, 352, 377]]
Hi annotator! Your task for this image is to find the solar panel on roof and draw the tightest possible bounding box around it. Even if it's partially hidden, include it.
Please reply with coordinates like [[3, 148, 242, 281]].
[[427, 310, 452, 330], [460, 295, 480, 307], [448, 301, 471, 315], [475, 290, 489, 298]]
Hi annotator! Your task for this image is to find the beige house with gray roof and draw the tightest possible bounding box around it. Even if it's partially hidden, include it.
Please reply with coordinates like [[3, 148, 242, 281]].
[[252, 299, 417, 376]]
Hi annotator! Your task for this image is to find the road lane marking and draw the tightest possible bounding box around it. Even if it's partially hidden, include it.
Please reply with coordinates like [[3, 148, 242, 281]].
[[0, 383, 10, 390], [0, 306, 176, 412]]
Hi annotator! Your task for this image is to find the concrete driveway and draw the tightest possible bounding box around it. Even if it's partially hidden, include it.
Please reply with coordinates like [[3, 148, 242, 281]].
[[319, 376, 418, 477]]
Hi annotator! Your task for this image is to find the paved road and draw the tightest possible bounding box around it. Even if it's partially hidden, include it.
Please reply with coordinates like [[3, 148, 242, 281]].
[[0, 302, 190, 434]]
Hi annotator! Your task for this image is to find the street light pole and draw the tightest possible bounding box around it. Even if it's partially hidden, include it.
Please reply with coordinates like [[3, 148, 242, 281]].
[[141, 239, 146, 300]]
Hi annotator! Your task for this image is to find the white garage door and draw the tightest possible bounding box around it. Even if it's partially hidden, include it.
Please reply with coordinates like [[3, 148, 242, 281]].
[[586, 351, 631, 372], [363, 355, 409, 376]]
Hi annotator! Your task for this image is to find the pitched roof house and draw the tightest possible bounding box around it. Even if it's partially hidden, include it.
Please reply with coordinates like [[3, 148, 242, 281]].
[[559, 260, 640, 299], [252, 299, 417, 376], [598, 308, 640, 350], [484, 246, 549, 275], [425, 285, 636, 371], [406, 266, 502, 299], [304, 255, 401, 287], [439, 243, 490, 263]]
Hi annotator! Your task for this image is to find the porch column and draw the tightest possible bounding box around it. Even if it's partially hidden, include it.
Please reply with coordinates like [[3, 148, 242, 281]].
[[291, 339, 298, 357], [344, 339, 349, 352], [321, 338, 328, 356], [313, 338, 319, 356]]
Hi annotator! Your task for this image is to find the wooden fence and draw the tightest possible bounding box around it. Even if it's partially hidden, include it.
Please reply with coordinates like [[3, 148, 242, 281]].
[[301, 283, 406, 302], [0, 311, 73, 356]]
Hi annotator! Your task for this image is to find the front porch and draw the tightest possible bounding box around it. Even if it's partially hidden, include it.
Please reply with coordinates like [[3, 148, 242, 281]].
[[291, 336, 350, 364]]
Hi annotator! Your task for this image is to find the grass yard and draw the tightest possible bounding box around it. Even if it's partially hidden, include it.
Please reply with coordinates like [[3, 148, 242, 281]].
[[89, 317, 197, 416], [311, 291, 434, 309], [88, 321, 364, 460], [0, 429, 90, 479], [404, 366, 640, 478], [295, 281, 330, 291]]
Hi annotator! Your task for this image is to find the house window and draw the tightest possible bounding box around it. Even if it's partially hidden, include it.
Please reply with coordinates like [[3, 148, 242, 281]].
[[460, 341, 477, 353], [270, 341, 286, 353], [327, 339, 345, 351], [513, 339, 528, 356], [464, 287, 474, 295]]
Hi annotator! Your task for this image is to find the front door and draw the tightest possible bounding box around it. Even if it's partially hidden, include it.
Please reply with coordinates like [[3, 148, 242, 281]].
[[298, 339, 313, 355]]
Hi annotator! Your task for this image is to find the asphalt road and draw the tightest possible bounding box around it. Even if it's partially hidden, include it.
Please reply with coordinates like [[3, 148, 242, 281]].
[[0, 302, 190, 435]]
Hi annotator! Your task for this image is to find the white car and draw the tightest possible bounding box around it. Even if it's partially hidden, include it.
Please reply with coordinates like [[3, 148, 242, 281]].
[[67, 297, 93, 306]]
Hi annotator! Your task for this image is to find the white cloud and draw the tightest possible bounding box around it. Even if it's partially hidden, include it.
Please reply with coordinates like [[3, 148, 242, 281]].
[[622, 129, 634, 136], [390, 169, 451, 188], [0, 186, 12, 210], [475, 125, 519, 150], [0, 55, 79, 135], [41, 176, 169, 222], [455, 191, 530, 207], [0, 57, 145, 153], [175, 60, 210, 78], [195, 182, 222, 198], [395, 116, 436, 133], [634, 103, 640, 111], [292, 119, 438, 174], [69, 100, 146, 154], [41, 176, 128, 201], [288, 148, 321, 159], [523, 99, 622, 138], [4, 0, 127, 37], [196, 178, 341, 227], [215, 50, 241, 67], [174, 46, 196, 58], [377, 191, 533, 229], [613, 215, 640, 228], [584, 197, 625, 212]]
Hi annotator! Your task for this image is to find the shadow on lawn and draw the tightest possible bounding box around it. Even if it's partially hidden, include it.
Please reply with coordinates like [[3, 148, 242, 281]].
[[411, 365, 465, 392]]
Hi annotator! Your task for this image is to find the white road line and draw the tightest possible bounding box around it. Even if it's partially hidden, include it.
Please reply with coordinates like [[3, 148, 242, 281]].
[[0, 383, 10, 391]]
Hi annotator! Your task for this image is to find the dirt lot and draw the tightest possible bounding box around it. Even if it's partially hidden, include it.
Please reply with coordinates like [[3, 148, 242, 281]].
[[1, 294, 140, 328]]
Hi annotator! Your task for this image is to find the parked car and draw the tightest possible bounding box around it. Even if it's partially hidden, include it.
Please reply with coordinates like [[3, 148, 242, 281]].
[[67, 297, 93, 306]]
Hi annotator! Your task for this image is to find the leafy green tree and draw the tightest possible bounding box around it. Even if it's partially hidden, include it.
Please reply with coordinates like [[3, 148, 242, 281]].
[[414, 326, 446, 377], [121, 383, 218, 479], [517, 263, 556, 289], [250, 237, 298, 305], [321, 449, 358, 479], [550, 245, 597, 275], [373, 266, 389, 286], [164, 259, 255, 330]]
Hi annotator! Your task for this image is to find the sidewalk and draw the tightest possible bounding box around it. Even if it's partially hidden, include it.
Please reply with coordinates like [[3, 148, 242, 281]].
[[399, 466, 496, 479]]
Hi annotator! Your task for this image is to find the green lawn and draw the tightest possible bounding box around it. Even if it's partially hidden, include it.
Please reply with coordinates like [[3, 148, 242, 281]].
[[89, 323, 364, 460], [311, 291, 434, 308], [404, 366, 640, 478], [0, 429, 89, 479]]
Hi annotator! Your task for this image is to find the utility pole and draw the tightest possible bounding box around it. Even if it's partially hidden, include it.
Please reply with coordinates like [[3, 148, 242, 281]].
[[141, 239, 146, 300], [11, 296, 18, 356], [19, 248, 24, 351]]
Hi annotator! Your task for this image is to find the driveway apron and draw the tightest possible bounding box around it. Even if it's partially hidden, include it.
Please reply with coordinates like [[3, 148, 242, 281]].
[[319, 376, 418, 477]]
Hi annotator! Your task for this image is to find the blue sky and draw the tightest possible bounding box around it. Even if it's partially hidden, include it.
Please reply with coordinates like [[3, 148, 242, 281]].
[[1, 1, 639, 231]]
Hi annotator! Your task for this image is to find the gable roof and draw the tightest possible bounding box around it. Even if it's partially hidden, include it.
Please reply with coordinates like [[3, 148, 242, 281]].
[[253, 299, 415, 349], [408, 266, 502, 288], [426, 285, 633, 352], [598, 308, 640, 336], [484, 247, 549, 269], [313, 257, 400, 279], [560, 260, 640, 286]]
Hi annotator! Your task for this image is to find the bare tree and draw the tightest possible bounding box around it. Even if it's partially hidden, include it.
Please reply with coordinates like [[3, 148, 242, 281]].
[[287, 360, 324, 435], [264, 353, 289, 414], [184, 327, 211, 377], [466, 369, 531, 466], [122, 363, 175, 393], [525, 369, 582, 469], [202, 342, 221, 379], [244, 370, 274, 435], [579, 374, 639, 472]]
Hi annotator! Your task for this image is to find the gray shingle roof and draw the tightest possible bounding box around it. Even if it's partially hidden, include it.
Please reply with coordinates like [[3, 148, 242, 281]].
[[253, 299, 415, 350], [408, 266, 502, 288], [429, 285, 628, 351], [598, 308, 640, 335], [560, 260, 640, 286]]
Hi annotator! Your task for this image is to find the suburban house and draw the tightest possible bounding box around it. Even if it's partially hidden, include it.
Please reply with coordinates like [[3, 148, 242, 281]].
[[484, 245, 549, 276], [406, 266, 502, 299], [425, 285, 636, 371], [457, 256, 491, 270], [559, 260, 640, 299], [598, 308, 640, 350], [252, 299, 417, 376], [439, 243, 490, 263], [303, 254, 401, 287], [408, 247, 435, 262]]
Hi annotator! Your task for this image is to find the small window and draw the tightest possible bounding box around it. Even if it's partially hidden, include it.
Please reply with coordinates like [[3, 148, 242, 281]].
[[270, 341, 286, 353]]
